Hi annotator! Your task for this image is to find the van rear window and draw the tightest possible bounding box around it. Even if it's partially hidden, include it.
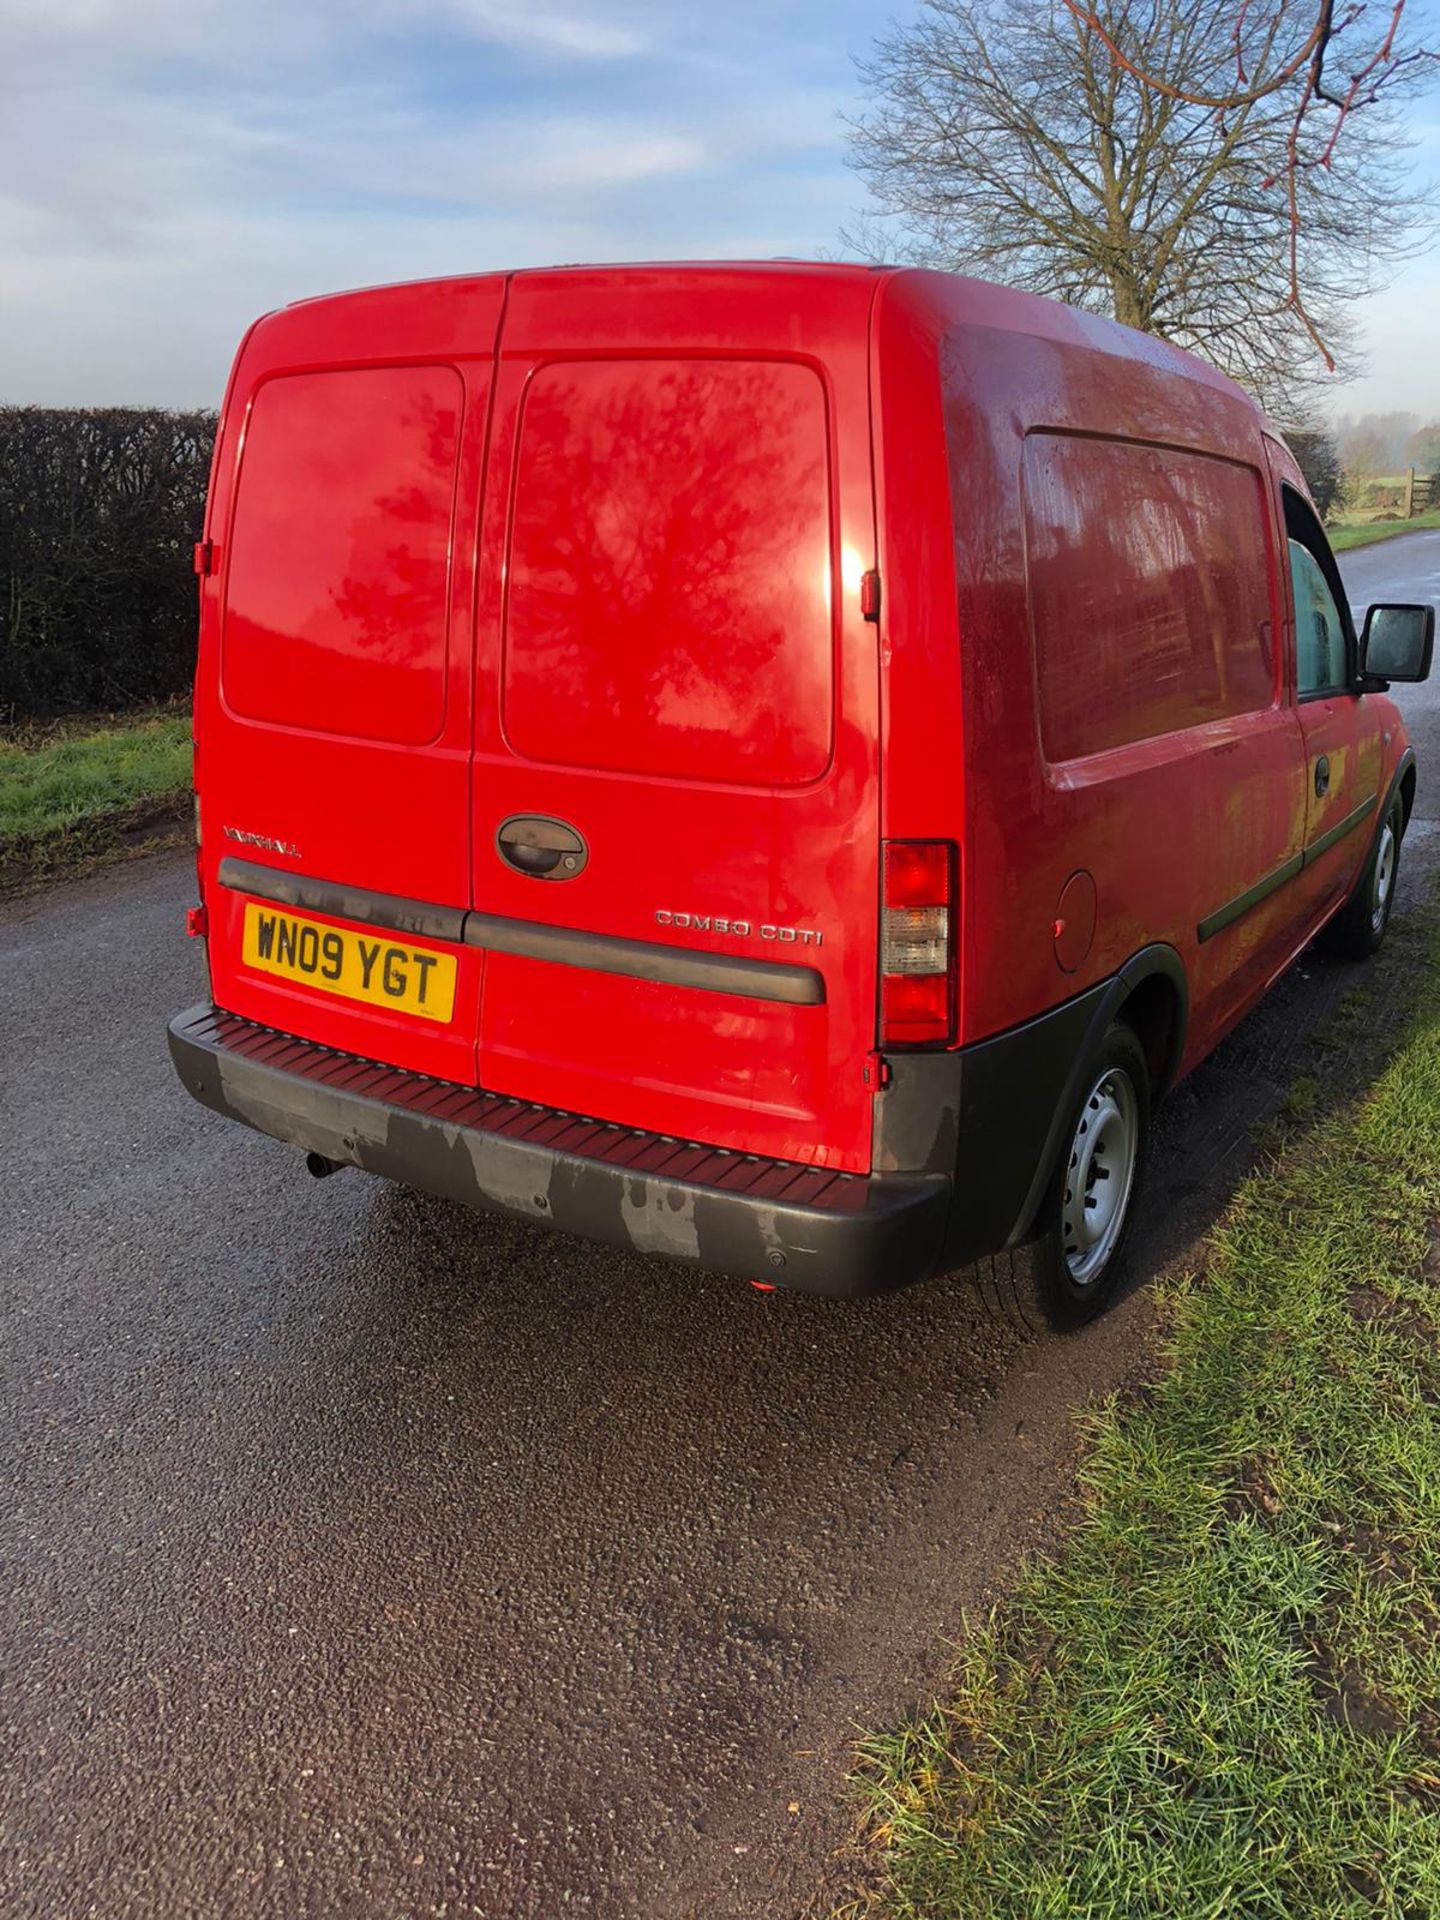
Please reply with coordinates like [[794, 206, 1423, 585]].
[[1023, 436, 1275, 763], [502, 359, 833, 787], [222, 366, 461, 746]]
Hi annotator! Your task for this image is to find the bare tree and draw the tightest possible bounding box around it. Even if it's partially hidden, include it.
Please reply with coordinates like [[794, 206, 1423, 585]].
[[845, 0, 1436, 420]]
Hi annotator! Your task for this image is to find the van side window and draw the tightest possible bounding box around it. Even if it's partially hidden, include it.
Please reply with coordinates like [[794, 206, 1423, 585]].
[[1281, 485, 1352, 699], [1023, 436, 1275, 763], [1288, 539, 1348, 696]]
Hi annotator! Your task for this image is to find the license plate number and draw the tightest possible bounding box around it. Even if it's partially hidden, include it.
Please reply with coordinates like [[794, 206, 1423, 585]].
[[241, 903, 458, 1023]]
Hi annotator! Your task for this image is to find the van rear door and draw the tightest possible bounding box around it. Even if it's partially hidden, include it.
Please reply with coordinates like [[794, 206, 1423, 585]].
[[468, 267, 882, 1173], [198, 278, 504, 1085]]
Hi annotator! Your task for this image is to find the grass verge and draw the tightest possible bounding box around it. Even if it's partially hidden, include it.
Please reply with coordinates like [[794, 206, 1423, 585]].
[[1328, 509, 1440, 552], [0, 706, 192, 894], [849, 907, 1440, 1918]]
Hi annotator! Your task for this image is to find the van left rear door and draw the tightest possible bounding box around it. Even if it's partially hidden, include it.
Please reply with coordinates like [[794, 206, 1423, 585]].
[[197, 279, 505, 1084]]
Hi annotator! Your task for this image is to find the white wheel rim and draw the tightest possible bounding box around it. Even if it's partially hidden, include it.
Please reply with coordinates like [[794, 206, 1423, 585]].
[[1061, 1067, 1139, 1288], [1371, 819, 1397, 933]]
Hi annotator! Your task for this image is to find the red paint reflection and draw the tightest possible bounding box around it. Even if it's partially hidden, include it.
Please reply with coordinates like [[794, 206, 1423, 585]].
[[224, 366, 460, 747], [1026, 437, 1274, 762], [503, 359, 833, 786]]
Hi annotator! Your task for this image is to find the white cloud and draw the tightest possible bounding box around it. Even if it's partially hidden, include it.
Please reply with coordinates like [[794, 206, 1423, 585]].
[[511, 128, 705, 190], [284, 102, 711, 203], [0, 0, 873, 403], [436, 0, 658, 58]]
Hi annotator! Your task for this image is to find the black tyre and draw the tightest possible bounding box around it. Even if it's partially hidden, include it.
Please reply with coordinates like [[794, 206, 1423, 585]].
[[973, 1022, 1150, 1333], [1320, 794, 1403, 961]]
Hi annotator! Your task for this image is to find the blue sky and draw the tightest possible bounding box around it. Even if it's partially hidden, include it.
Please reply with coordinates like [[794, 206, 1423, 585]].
[[3, 0, 1438, 418]]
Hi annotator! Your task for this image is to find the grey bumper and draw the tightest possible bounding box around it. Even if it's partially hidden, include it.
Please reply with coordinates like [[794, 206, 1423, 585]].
[[168, 1005, 951, 1297]]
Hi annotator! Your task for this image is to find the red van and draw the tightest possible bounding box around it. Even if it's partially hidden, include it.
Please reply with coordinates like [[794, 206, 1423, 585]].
[[170, 263, 1434, 1327]]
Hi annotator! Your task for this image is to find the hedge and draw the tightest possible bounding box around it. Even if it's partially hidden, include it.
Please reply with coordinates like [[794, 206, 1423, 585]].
[[0, 407, 215, 722]]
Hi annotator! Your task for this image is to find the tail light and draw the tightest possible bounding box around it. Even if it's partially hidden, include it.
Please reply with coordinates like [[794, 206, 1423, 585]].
[[881, 840, 956, 1047]]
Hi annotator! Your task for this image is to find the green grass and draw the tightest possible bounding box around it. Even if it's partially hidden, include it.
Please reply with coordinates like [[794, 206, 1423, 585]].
[[0, 707, 192, 885], [850, 915, 1440, 1918], [1328, 509, 1440, 552]]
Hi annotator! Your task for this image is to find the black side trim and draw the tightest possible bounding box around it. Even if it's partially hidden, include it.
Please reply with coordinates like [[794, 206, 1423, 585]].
[[168, 1006, 940, 1296], [1393, 747, 1419, 826], [1195, 795, 1378, 945], [984, 943, 1188, 1258], [915, 944, 1188, 1269], [1303, 795, 1377, 866], [1197, 852, 1303, 945], [218, 857, 466, 944], [465, 912, 825, 1005], [218, 858, 825, 1007]]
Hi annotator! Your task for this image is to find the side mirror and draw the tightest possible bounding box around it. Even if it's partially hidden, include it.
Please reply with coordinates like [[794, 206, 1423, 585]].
[[1360, 604, 1435, 684]]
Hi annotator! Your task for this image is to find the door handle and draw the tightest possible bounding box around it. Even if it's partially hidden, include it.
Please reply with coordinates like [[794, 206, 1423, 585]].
[[496, 814, 588, 880], [1314, 755, 1330, 798]]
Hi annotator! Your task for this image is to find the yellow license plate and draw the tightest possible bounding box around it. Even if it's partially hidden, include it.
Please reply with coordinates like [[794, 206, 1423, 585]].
[[241, 902, 458, 1023]]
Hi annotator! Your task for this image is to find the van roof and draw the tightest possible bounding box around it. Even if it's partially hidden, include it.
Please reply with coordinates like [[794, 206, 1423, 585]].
[[279, 258, 885, 314], [274, 259, 1255, 413]]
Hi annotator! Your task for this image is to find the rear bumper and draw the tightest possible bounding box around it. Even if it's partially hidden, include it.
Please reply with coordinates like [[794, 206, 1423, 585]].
[[167, 1005, 950, 1297]]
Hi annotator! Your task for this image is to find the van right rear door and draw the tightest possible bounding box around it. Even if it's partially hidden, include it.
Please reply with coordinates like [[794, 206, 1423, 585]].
[[465, 266, 883, 1174]]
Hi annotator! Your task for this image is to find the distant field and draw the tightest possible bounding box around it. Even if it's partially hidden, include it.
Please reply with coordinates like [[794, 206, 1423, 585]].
[[0, 707, 192, 891], [1329, 509, 1440, 553]]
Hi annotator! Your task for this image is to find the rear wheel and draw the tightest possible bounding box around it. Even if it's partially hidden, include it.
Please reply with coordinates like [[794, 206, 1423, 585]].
[[1320, 793, 1403, 961], [974, 1022, 1150, 1332]]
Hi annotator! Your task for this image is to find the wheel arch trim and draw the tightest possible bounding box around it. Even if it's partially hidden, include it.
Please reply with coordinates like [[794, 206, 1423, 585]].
[[1004, 943, 1186, 1250]]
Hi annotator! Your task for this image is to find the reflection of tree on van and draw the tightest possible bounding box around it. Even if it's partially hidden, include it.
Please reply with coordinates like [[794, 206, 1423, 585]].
[[223, 367, 461, 748], [1024, 437, 1273, 763], [503, 359, 834, 788], [327, 384, 457, 667]]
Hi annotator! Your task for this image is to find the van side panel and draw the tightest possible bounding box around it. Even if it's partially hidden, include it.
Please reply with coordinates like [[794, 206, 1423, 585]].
[[879, 272, 1310, 1075], [1023, 431, 1310, 1050], [1025, 436, 1276, 762]]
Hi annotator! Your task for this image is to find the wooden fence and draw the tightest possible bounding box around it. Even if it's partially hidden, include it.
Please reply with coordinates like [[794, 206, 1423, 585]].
[[1347, 468, 1439, 521]]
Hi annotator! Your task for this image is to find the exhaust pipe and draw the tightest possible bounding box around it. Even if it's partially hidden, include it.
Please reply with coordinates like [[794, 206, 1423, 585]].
[[305, 1151, 347, 1180]]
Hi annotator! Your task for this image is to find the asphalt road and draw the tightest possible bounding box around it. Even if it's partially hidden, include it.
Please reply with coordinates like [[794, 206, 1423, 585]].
[[1341, 525, 1440, 612], [1343, 529, 1440, 816], [4, 531, 1439, 1920]]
